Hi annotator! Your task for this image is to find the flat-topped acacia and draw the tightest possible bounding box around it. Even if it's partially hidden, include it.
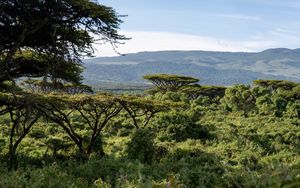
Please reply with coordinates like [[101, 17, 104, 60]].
[[38, 93, 123, 157], [117, 95, 183, 128], [143, 74, 199, 92], [0, 92, 44, 169]]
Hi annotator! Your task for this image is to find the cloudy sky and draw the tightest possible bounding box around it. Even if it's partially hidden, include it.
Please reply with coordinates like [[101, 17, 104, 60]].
[[94, 0, 300, 57]]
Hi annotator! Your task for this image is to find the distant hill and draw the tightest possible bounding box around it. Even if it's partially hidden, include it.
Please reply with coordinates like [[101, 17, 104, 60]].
[[82, 48, 300, 87]]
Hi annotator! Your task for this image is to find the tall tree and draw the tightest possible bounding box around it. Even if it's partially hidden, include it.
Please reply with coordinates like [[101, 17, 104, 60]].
[[0, 0, 127, 83]]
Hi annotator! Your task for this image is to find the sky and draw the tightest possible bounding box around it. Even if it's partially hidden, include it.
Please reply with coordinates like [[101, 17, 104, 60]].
[[94, 0, 300, 57]]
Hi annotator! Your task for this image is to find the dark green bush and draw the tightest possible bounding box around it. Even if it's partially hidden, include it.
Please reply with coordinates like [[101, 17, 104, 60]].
[[162, 149, 225, 187], [155, 110, 212, 142], [126, 129, 156, 164]]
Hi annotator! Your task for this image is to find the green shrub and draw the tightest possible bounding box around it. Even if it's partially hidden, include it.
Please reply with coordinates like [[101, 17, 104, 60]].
[[126, 129, 156, 164], [155, 110, 212, 142], [221, 85, 256, 115], [0, 163, 89, 188], [285, 101, 300, 118], [162, 149, 225, 187]]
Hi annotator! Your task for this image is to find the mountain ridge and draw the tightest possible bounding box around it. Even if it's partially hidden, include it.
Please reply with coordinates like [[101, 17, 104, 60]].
[[82, 48, 300, 87]]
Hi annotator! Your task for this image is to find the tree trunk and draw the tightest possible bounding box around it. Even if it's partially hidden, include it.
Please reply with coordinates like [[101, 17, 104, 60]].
[[8, 143, 18, 170], [76, 142, 88, 161]]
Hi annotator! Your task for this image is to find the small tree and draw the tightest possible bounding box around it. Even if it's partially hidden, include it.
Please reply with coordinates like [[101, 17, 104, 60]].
[[143, 74, 199, 92], [118, 96, 175, 129], [39, 94, 123, 158], [0, 92, 41, 170]]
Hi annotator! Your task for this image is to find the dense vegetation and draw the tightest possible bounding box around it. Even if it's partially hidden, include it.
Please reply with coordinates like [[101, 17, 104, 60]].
[[0, 77, 299, 187], [1, 1, 300, 187]]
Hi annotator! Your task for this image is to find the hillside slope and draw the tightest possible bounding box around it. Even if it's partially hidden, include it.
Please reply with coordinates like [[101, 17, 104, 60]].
[[83, 48, 300, 86]]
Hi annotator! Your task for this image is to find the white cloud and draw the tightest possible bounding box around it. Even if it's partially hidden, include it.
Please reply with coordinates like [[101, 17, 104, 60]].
[[92, 30, 300, 57], [213, 13, 261, 21]]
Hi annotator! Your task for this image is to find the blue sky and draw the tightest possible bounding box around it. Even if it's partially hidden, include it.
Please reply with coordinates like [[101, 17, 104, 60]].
[[95, 0, 300, 56]]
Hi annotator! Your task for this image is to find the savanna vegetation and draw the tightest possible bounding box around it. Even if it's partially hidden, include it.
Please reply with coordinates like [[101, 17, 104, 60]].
[[1, 1, 300, 188], [0, 74, 299, 187]]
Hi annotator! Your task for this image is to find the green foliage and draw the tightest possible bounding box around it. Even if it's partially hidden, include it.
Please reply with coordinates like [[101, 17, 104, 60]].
[[253, 79, 299, 90], [0, 163, 89, 187], [155, 110, 211, 142], [22, 79, 93, 94], [256, 94, 276, 115], [285, 101, 300, 118], [126, 129, 156, 164], [144, 74, 199, 92], [0, 79, 299, 187], [0, 51, 84, 84], [221, 85, 256, 115], [0, 81, 23, 92], [152, 91, 190, 103], [0, 0, 127, 84], [39, 93, 123, 157], [181, 84, 226, 99], [225, 163, 300, 187], [163, 149, 225, 187], [118, 95, 181, 128]]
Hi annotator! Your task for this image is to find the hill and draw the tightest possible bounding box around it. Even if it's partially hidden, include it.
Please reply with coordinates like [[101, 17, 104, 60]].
[[82, 48, 300, 87]]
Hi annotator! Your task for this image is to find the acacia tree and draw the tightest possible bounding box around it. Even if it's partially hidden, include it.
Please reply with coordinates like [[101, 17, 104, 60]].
[[39, 94, 123, 158], [143, 74, 199, 92], [0, 93, 41, 170], [71, 95, 123, 155], [0, 0, 127, 83], [118, 96, 174, 129]]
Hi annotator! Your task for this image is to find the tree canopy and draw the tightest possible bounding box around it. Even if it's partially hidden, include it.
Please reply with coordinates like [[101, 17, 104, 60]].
[[253, 80, 299, 90], [117, 95, 182, 129], [0, 0, 127, 84], [143, 74, 199, 92], [181, 84, 226, 99]]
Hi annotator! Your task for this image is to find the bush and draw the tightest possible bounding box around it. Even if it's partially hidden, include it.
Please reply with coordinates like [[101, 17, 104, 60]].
[[285, 101, 300, 118], [155, 110, 212, 142], [162, 149, 225, 187], [126, 129, 156, 164], [0, 163, 89, 188], [221, 85, 256, 115]]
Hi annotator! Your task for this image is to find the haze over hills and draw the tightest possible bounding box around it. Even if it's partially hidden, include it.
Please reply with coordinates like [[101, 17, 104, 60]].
[[82, 48, 300, 87]]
